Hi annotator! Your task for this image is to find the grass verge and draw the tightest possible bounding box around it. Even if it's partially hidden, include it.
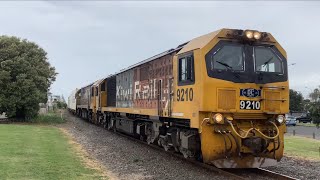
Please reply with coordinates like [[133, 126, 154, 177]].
[[285, 136, 320, 160], [296, 122, 318, 127], [0, 124, 106, 180]]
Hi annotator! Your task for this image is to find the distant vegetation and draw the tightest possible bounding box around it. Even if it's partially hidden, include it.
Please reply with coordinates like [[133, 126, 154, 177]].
[[289, 89, 304, 112], [290, 88, 320, 125], [0, 36, 57, 120], [56, 101, 67, 109], [31, 112, 65, 124], [307, 87, 320, 125]]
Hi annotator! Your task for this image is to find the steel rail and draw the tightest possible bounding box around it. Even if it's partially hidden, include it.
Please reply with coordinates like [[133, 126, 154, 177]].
[[254, 168, 299, 180]]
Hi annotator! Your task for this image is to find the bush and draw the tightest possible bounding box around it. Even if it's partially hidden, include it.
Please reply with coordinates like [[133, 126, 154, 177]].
[[56, 101, 67, 109], [308, 101, 320, 126], [31, 113, 64, 124]]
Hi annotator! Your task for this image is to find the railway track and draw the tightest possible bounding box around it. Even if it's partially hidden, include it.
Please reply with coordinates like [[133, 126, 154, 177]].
[[225, 167, 299, 180], [107, 127, 298, 180]]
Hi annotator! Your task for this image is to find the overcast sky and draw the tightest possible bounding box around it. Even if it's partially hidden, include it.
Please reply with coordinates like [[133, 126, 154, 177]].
[[0, 1, 319, 99]]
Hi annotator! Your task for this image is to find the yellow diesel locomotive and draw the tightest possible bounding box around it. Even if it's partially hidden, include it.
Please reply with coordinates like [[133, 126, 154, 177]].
[[70, 28, 289, 168]]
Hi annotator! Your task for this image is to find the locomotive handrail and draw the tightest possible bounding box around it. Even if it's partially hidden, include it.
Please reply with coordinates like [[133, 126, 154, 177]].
[[227, 121, 254, 139], [228, 121, 279, 140], [259, 98, 287, 102], [255, 121, 280, 140], [199, 118, 210, 134], [261, 86, 286, 90]]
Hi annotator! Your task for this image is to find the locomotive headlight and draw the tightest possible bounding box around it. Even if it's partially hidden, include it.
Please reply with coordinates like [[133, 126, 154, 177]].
[[213, 113, 224, 124], [277, 115, 285, 124], [253, 31, 262, 40], [245, 30, 254, 39]]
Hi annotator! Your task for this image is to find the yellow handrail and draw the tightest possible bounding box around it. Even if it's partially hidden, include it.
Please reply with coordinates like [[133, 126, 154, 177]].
[[227, 121, 254, 139], [227, 121, 279, 140]]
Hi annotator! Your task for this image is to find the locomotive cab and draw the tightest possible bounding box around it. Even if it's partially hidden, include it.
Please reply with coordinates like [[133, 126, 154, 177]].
[[172, 29, 289, 168]]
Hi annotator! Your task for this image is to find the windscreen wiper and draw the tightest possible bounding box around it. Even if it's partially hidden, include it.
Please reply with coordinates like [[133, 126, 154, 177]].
[[216, 61, 240, 78], [216, 61, 233, 70], [262, 57, 273, 67]]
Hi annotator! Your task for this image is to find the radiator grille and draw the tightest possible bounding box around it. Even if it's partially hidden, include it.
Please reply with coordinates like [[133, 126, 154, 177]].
[[234, 113, 267, 119], [218, 89, 236, 110], [264, 91, 281, 112]]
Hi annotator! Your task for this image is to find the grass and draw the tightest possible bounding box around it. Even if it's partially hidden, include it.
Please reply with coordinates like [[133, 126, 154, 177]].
[[297, 122, 317, 127], [0, 124, 106, 180], [285, 136, 320, 160], [31, 112, 65, 124]]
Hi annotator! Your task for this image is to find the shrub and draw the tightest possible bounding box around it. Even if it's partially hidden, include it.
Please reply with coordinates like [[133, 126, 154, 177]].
[[31, 113, 64, 124]]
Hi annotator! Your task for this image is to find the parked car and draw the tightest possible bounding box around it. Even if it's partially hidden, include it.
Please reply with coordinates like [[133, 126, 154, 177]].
[[286, 116, 296, 126], [296, 113, 312, 123]]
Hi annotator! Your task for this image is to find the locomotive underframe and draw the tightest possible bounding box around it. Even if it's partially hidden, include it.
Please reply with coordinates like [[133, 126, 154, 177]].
[[76, 108, 201, 159], [76, 107, 282, 167]]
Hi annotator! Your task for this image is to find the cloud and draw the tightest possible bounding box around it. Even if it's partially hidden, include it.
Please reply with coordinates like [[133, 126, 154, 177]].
[[0, 1, 319, 99]]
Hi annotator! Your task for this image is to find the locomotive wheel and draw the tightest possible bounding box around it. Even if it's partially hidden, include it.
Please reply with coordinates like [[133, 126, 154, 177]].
[[140, 135, 145, 141], [146, 135, 152, 145], [158, 137, 170, 151], [107, 121, 113, 130], [163, 144, 170, 152]]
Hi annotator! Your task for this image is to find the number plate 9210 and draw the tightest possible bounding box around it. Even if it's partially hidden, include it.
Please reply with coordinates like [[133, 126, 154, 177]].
[[240, 100, 261, 110]]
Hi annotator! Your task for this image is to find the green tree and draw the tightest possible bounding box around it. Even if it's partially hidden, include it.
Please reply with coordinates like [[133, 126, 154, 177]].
[[308, 101, 320, 126], [0, 36, 57, 120], [308, 87, 320, 126], [56, 101, 67, 109], [309, 87, 320, 102], [289, 89, 304, 112]]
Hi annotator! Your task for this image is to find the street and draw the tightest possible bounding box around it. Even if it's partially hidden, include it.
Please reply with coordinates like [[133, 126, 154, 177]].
[[286, 125, 320, 140]]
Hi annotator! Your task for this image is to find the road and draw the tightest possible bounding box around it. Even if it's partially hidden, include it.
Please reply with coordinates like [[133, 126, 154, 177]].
[[286, 125, 320, 140]]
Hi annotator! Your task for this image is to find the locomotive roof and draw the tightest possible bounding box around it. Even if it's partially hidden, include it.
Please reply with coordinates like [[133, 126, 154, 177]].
[[115, 43, 187, 75], [177, 29, 222, 55], [110, 29, 223, 76], [92, 78, 105, 86], [80, 28, 226, 89], [78, 83, 93, 90]]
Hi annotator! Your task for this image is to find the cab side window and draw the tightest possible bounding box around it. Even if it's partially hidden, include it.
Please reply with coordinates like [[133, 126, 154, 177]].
[[91, 87, 94, 97], [178, 54, 194, 86], [100, 82, 106, 91]]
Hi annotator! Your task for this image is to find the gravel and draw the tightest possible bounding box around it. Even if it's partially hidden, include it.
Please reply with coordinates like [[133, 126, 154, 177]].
[[265, 156, 320, 180], [60, 112, 320, 180], [61, 112, 225, 180]]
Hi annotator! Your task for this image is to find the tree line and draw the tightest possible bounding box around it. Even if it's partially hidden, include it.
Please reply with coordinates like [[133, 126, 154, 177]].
[[290, 88, 320, 124]]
